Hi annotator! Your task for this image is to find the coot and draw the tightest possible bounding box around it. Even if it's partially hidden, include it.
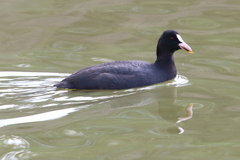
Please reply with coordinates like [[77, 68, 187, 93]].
[[54, 30, 193, 90]]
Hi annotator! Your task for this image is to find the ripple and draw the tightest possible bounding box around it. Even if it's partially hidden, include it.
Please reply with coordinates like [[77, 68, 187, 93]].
[[0, 136, 37, 159], [114, 109, 159, 120], [0, 71, 188, 137], [68, 26, 112, 35], [0, 135, 30, 149], [168, 75, 191, 87], [14, 63, 31, 68], [138, 0, 194, 6], [0, 108, 77, 127], [177, 17, 220, 29], [225, 105, 240, 112], [2, 27, 34, 36], [52, 41, 86, 52], [104, 6, 169, 14], [0, 71, 69, 92], [139, 28, 163, 35], [64, 129, 85, 136], [85, 125, 133, 135], [0, 104, 18, 109], [176, 100, 215, 114], [53, 91, 135, 103], [38, 130, 93, 148], [147, 123, 190, 135], [191, 58, 240, 74], [1, 150, 37, 160], [213, 87, 239, 99], [130, 6, 169, 14], [86, 8, 127, 22], [209, 9, 240, 16], [107, 148, 148, 160], [68, 27, 98, 34], [0, 71, 69, 77], [127, 75, 190, 92], [91, 57, 113, 63]]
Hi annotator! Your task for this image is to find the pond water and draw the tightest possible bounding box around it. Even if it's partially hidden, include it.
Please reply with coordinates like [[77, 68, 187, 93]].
[[1, 0, 240, 159]]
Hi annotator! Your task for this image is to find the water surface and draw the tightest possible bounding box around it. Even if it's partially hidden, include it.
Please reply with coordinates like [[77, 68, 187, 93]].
[[1, 0, 240, 159]]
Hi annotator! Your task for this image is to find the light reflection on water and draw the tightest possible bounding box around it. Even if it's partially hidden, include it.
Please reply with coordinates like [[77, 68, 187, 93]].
[[0, 71, 191, 128], [0, 71, 197, 159], [0, 107, 77, 127]]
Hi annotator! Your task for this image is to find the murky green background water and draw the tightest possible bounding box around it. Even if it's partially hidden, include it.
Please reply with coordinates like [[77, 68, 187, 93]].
[[1, 0, 240, 159]]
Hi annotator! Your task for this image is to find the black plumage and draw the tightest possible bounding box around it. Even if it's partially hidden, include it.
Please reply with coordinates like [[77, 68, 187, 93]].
[[54, 30, 193, 90]]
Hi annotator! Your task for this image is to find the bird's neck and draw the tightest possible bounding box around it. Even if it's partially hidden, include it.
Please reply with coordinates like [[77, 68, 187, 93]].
[[155, 49, 175, 65], [154, 52, 176, 77]]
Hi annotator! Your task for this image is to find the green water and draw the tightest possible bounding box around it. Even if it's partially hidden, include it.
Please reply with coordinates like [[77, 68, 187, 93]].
[[1, 0, 240, 159]]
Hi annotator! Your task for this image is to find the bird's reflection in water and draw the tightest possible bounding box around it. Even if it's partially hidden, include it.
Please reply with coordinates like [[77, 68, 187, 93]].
[[160, 103, 194, 134], [177, 103, 194, 134], [177, 103, 194, 124], [152, 87, 194, 134], [72, 86, 196, 134], [61, 86, 194, 134]]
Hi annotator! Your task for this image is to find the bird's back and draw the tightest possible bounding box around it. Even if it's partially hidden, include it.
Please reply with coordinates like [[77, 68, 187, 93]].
[[54, 60, 176, 89]]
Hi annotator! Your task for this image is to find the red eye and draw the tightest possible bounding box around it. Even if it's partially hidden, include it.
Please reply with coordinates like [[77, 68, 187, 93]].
[[170, 37, 174, 40]]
